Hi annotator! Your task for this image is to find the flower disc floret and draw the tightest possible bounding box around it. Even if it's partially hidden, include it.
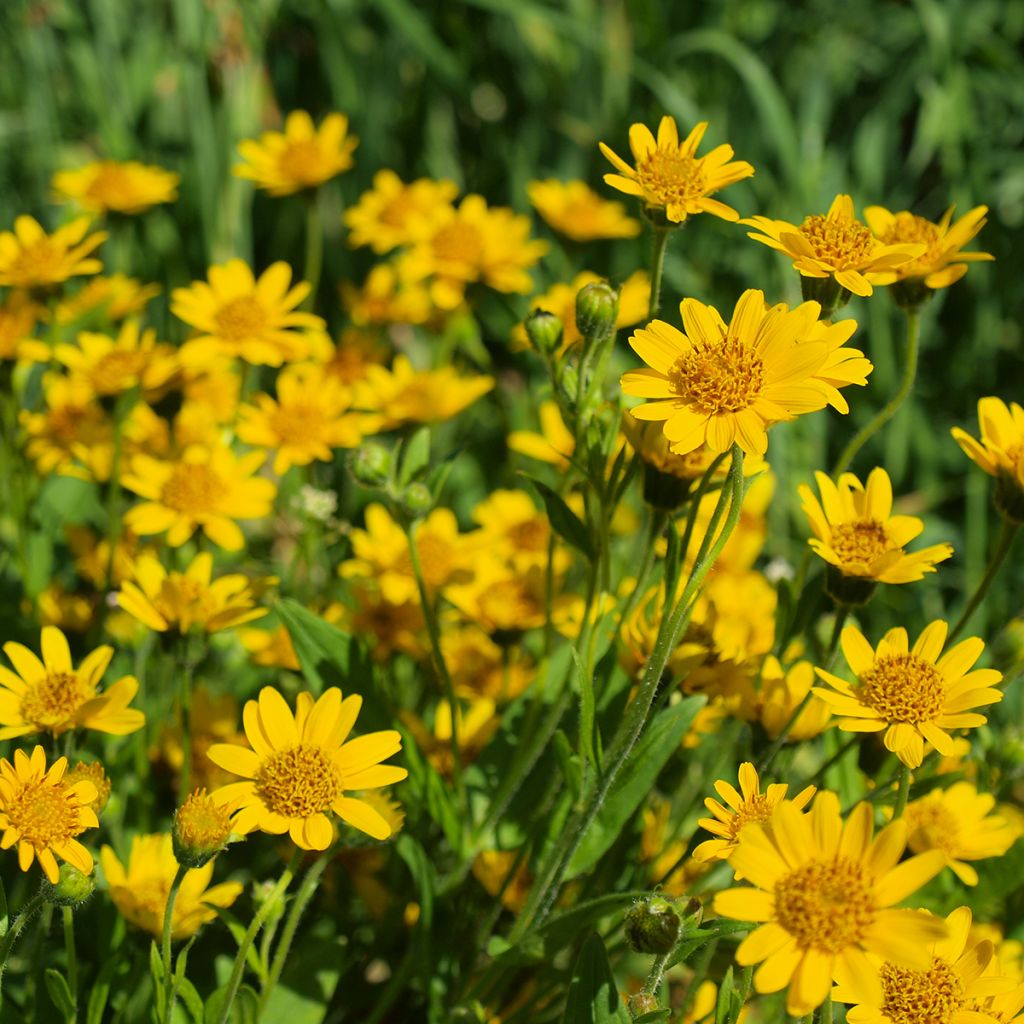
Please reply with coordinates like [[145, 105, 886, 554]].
[[256, 744, 341, 819], [860, 654, 946, 723]]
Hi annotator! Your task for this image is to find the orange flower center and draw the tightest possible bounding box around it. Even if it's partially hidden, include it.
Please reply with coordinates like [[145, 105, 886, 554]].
[[278, 141, 327, 186], [829, 518, 892, 568], [637, 149, 707, 207], [727, 793, 774, 838], [90, 350, 148, 395], [21, 671, 93, 732], [879, 957, 963, 1024], [161, 464, 228, 515], [256, 743, 341, 819], [85, 166, 138, 208], [432, 221, 484, 268], [213, 295, 268, 342], [269, 402, 325, 446], [773, 855, 877, 953], [507, 518, 548, 553], [859, 652, 946, 723], [875, 213, 942, 277], [799, 213, 875, 268], [3, 778, 84, 846], [669, 337, 765, 414]]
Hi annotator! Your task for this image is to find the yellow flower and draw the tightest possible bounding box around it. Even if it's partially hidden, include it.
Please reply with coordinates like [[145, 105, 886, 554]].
[[237, 363, 369, 474], [439, 627, 534, 702], [0, 626, 144, 739], [835, 907, 1008, 1024], [64, 760, 111, 814], [37, 584, 96, 633], [898, 782, 1022, 886], [67, 524, 150, 589], [122, 443, 276, 550], [527, 179, 641, 241], [156, 686, 246, 792], [53, 320, 178, 400], [342, 258, 436, 327], [0, 290, 41, 360], [600, 116, 754, 223], [0, 746, 99, 883], [100, 833, 242, 939], [339, 583, 427, 663], [52, 160, 179, 215], [471, 489, 556, 572], [0, 215, 106, 289], [208, 686, 408, 847], [759, 657, 832, 742], [234, 110, 357, 196], [952, 398, 1024, 514], [345, 169, 458, 253], [55, 273, 161, 325], [799, 468, 953, 583], [743, 195, 926, 297], [621, 290, 854, 456], [353, 354, 494, 430], [448, 562, 551, 634], [172, 259, 325, 366], [317, 328, 389, 386], [507, 400, 575, 468], [864, 205, 993, 290], [116, 552, 273, 634], [239, 624, 300, 671], [640, 796, 710, 897], [813, 621, 1004, 768], [472, 849, 533, 912], [173, 788, 233, 867], [714, 792, 948, 1017], [400, 697, 498, 776], [694, 762, 815, 863]]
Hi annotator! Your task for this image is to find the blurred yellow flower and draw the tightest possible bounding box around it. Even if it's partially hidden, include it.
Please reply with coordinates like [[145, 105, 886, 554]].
[[342, 258, 436, 327], [340, 583, 427, 663], [758, 657, 832, 742], [472, 849, 533, 913], [471, 489, 556, 572], [507, 400, 575, 468], [156, 686, 246, 792], [640, 796, 710, 897], [37, 583, 95, 633], [0, 215, 106, 289], [600, 116, 753, 224], [239, 623, 301, 671], [55, 273, 161, 325], [527, 179, 641, 241], [345, 169, 458, 253], [401, 697, 498, 776], [448, 562, 551, 634], [52, 160, 179, 215], [952, 397, 1024, 516], [440, 626, 533, 702], [318, 328, 389, 386], [234, 110, 357, 195], [0, 290, 40, 360]]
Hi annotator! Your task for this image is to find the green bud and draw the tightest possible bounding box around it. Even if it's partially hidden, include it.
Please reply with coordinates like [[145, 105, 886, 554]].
[[524, 309, 564, 355], [824, 565, 877, 607], [349, 443, 392, 489], [40, 864, 95, 907], [399, 482, 433, 519], [627, 993, 660, 1018], [624, 895, 682, 954], [575, 281, 619, 342]]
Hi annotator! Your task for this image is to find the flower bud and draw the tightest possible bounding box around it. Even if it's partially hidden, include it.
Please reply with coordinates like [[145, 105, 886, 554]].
[[398, 482, 433, 519], [627, 993, 660, 1018], [41, 864, 95, 907], [575, 281, 619, 342], [348, 443, 392, 489], [624, 895, 682, 954], [173, 789, 232, 868], [524, 309, 563, 356]]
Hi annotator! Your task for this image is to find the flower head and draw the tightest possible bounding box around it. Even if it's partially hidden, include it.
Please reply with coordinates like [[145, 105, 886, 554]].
[[527, 179, 641, 241], [814, 621, 1004, 768], [64, 760, 111, 814], [55, 273, 160, 325], [507, 400, 575, 469], [345, 169, 458, 253], [234, 110, 357, 196], [0, 290, 41, 360], [173, 789, 233, 868], [400, 698, 498, 777], [952, 398, 1024, 521], [759, 657, 832, 742], [52, 160, 179, 215], [600, 116, 754, 224], [0, 216, 106, 289]]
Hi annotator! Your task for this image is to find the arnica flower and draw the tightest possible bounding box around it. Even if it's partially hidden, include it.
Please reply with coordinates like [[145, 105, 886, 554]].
[[440, 627, 534, 702], [693, 762, 815, 864], [952, 398, 1024, 522], [472, 850, 534, 913], [52, 160, 180, 216], [237, 363, 370, 475], [342, 259, 435, 328], [834, 907, 1010, 1024], [799, 468, 954, 585], [0, 215, 106, 289], [471, 490, 557, 573], [122, 443, 276, 551], [240, 623, 301, 671], [0, 626, 144, 739], [621, 289, 853, 456], [55, 273, 161, 325], [172, 259, 325, 367], [0, 290, 40, 360], [116, 552, 274, 634], [599, 116, 754, 224], [743, 194, 925, 298], [344, 169, 459, 254], [208, 686, 408, 847], [507, 400, 575, 469], [813, 621, 1004, 768], [64, 760, 111, 814], [0, 747, 99, 884], [100, 834, 242, 939], [53, 320, 179, 401], [173, 788, 233, 868], [714, 793, 949, 1017], [759, 657, 832, 742], [527, 179, 641, 241], [234, 110, 358, 196], [400, 698, 499, 777], [898, 782, 1022, 886]]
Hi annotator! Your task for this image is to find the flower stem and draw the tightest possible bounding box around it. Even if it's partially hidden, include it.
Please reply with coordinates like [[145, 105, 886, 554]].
[[0, 891, 45, 999], [647, 226, 671, 320], [832, 307, 920, 476], [819, 993, 834, 1024], [825, 605, 850, 666], [640, 951, 671, 998], [892, 763, 912, 820], [949, 518, 1019, 644], [63, 907, 78, 1020], [302, 194, 323, 312], [159, 865, 187, 1024]]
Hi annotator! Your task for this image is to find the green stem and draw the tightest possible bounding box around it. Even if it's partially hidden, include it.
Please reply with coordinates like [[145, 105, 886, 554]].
[[214, 850, 301, 1024], [949, 519, 1019, 644], [832, 307, 920, 476], [0, 891, 45, 1000], [62, 907, 77, 1022], [801, 733, 859, 789], [892, 763, 912, 820], [647, 226, 671, 320], [616, 509, 668, 629], [640, 951, 671, 998], [302, 195, 323, 312], [819, 993, 834, 1024], [176, 637, 199, 805], [159, 865, 187, 1024], [825, 605, 850, 666]]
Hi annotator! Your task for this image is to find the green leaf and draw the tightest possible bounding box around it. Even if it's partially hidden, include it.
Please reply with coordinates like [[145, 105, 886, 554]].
[[522, 475, 594, 559], [44, 968, 76, 1020], [276, 598, 359, 695], [205, 983, 260, 1024], [398, 426, 431, 485], [207, 906, 265, 980], [395, 834, 436, 928], [562, 932, 631, 1024], [566, 697, 705, 878], [572, 648, 598, 779], [0, 875, 7, 939], [715, 966, 736, 1024], [177, 976, 205, 1024], [149, 938, 165, 983], [86, 955, 120, 1024], [260, 936, 345, 1023]]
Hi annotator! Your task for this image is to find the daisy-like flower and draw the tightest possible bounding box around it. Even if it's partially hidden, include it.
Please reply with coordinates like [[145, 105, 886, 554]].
[[237, 363, 370, 474], [400, 697, 499, 777], [527, 179, 641, 241], [621, 289, 857, 456], [122, 442, 276, 550], [0, 626, 144, 739], [952, 397, 1024, 521], [799, 468, 954, 585], [208, 686, 408, 848], [234, 110, 358, 196], [898, 782, 1022, 886], [0, 215, 106, 289], [100, 833, 242, 939], [55, 273, 161, 325], [52, 160, 179, 216], [759, 657, 833, 742], [834, 907, 1009, 1024], [116, 552, 274, 634], [813, 621, 1004, 768], [172, 259, 325, 367], [744, 195, 925, 298], [471, 490, 555, 573], [507, 400, 575, 469], [714, 792, 949, 1017], [693, 762, 815, 863], [0, 746, 99, 883], [0, 289, 41, 360], [342, 258, 436, 327], [599, 116, 754, 224], [345, 169, 458, 253]]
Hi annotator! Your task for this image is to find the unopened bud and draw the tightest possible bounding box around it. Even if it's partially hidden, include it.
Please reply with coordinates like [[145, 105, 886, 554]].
[[624, 895, 682, 954], [173, 789, 233, 868], [349, 443, 392, 489], [524, 309, 563, 356], [41, 864, 95, 907], [575, 282, 619, 342], [399, 482, 433, 519], [627, 993, 660, 1017]]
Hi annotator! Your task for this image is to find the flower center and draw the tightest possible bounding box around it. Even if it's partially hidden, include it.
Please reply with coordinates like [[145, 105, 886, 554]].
[[879, 958, 963, 1024], [773, 856, 877, 953], [637, 149, 706, 206], [11, 241, 63, 283], [256, 743, 341, 818], [728, 793, 773, 838], [876, 213, 941, 277], [278, 141, 325, 186], [829, 518, 892, 568], [91, 350, 147, 395], [432, 221, 484, 267], [4, 779, 83, 845], [270, 403, 325, 445], [478, 579, 539, 629], [507, 518, 548, 553], [213, 296, 268, 341], [161, 464, 228, 515], [800, 213, 875, 267], [21, 671, 94, 731], [668, 338, 765, 414], [859, 653, 946, 723], [86, 166, 135, 206]]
